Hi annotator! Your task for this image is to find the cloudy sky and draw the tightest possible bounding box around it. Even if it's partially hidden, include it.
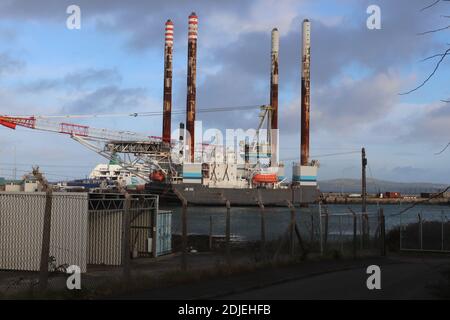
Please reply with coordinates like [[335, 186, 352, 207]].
[[0, 0, 449, 183]]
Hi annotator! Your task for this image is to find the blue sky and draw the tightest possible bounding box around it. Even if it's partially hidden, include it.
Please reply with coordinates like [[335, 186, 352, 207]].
[[0, 0, 449, 184]]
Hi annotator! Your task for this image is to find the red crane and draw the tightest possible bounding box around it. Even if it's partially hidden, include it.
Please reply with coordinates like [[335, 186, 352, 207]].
[[0, 115, 157, 142]]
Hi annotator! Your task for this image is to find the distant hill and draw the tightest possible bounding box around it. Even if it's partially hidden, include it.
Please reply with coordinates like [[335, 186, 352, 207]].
[[318, 178, 448, 194]]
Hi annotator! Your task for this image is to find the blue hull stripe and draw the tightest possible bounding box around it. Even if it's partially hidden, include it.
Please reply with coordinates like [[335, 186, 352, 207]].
[[183, 173, 202, 179], [293, 175, 317, 182]]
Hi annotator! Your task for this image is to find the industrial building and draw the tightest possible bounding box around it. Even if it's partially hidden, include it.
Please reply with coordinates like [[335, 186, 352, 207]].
[[0, 176, 42, 192]]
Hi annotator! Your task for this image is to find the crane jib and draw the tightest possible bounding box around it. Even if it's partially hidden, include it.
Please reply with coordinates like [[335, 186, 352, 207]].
[[0, 115, 152, 142]]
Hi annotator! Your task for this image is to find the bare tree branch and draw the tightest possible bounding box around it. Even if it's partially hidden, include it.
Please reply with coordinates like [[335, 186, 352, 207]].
[[400, 48, 450, 95], [422, 0, 450, 12], [417, 24, 450, 35], [435, 142, 450, 155], [421, 0, 441, 12], [420, 53, 447, 62]]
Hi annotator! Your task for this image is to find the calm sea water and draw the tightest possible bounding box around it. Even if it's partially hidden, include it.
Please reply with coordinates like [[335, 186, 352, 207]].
[[162, 203, 450, 241]]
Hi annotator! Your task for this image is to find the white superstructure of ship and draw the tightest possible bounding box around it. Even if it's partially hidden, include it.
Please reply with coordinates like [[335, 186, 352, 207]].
[[89, 161, 146, 187]]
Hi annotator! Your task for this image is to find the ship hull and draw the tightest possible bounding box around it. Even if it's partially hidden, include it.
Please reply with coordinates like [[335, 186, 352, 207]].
[[145, 183, 319, 207]]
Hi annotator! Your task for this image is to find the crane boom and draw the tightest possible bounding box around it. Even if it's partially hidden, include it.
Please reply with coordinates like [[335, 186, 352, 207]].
[[0, 115, 157, 142]]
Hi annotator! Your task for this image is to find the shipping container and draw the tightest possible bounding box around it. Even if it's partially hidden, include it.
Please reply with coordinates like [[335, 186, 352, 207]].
[[384, 192, 401, 199]]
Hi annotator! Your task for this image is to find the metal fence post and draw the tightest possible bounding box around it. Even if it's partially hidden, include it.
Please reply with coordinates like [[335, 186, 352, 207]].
[[209, 215, 213, 251], [38, 189, 53, 292], [353, 212, 357, 259], [32, 167, 53, 292], [419, 213, 423, 251], [260, 203, 266, 256], [324, 208, 329, 252], [287, 201, 296, 256], [152, 196, 159, 257], [257, 200, 266, 258], [121, 193, 131, 282], [173, 188, 188, 271], [319, 202, 323, 256], [339, 215, 343, 254], [181, 199, 188, 271], [399, 209, 403, 251], [226, 200, 231, 263], [380, 208, 386, 256], [360, 214, 363, 251], [362, 213, 369, 249], [441, 210, 444, 252]]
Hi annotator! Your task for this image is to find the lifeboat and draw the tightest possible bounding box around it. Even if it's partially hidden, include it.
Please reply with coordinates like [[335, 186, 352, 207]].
[[252, 173, 278, 184], [150, 170, 165, 182]]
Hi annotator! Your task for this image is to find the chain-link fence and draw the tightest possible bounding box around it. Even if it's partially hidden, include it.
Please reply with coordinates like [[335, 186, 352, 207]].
[[398, 208, 450, 253], [170, 202, 386, 269], [318, 207, 385, 257]]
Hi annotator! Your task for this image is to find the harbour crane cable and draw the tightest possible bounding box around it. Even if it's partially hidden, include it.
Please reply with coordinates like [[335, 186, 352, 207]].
[[280, 150, 360, 161], [9, 105, 262, 119], [0, 162, 96, 168], [0, 168, 82, 180]]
